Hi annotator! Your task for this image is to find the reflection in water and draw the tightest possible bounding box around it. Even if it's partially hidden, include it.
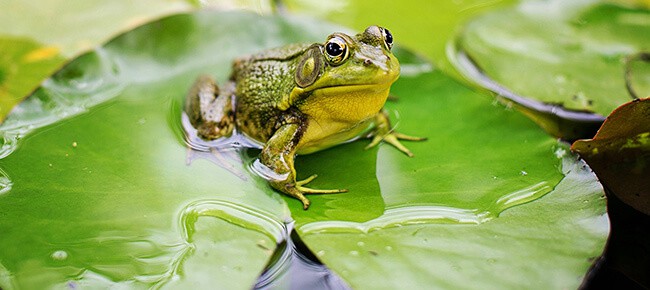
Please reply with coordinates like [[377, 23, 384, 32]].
[[181, 111, 263, 181], [255, 223, 351, 290]]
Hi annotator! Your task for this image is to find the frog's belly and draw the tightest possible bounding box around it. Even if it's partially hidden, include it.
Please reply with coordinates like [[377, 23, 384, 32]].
[[296, 117, 374, 155]]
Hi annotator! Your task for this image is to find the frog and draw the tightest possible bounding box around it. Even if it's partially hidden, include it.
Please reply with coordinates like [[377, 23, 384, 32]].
[[184, 25, 425, 209]]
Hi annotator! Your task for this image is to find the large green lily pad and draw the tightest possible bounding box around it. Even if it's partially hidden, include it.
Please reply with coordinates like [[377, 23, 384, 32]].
[[455, 0, 650, 128], [0, 10, 607, 289]]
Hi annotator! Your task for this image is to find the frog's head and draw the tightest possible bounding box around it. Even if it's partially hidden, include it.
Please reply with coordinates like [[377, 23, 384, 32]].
[[291, 26, 400, 101]]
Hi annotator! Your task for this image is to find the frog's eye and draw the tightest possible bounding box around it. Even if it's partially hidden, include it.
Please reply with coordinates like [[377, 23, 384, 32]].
[[324, 36, 349, 65], [380, 27, 393, 50]]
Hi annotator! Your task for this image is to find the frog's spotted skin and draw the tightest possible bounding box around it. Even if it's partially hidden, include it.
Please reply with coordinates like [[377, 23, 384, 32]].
[[185, 26, 426, 209]]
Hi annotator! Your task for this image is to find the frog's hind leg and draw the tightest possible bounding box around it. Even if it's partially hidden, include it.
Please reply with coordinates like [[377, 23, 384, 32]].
[[184, 75, 235, 140]]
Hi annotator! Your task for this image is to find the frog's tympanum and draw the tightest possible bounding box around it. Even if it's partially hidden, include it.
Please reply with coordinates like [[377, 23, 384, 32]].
[[185, 26, 425, 209]]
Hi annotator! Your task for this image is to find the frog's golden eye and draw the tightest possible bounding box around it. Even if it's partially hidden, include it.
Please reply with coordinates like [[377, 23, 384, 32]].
[[380, 27, 393, 50], [324, 36, 349, 65]]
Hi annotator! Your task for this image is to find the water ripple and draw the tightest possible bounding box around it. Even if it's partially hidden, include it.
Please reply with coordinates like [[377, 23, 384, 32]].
[[300, 182, 553, 235]]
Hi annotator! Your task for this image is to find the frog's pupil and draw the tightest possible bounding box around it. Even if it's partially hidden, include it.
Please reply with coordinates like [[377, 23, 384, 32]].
[[326, 42, 343, 56], [384, 29, 393, 45]]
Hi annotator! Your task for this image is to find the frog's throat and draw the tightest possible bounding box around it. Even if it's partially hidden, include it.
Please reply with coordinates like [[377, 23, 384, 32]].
[[295, 84, 391, 125], [279, 83, 393, 111]]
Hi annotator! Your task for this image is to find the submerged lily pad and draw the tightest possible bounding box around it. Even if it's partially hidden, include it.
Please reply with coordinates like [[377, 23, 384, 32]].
[[0, 0, 194, 121], [454, 0, 650, 139], [0, 10, 607, 289], [0, 37, 65, 124]]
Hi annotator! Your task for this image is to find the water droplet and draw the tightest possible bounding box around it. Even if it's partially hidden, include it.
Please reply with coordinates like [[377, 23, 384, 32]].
[[72, 141, 77, 148], [349, 250, 359, 256], [357, 241, 365, 247], [317, 250, 325, 257], [494, 182, 551, 214], [385, 246, 393, 251], [520, 170, 528, 176], [51, 250, 68, 260]]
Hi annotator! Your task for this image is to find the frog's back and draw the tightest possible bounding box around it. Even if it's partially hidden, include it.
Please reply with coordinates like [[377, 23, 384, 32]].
[[231, 43, 311, 142]]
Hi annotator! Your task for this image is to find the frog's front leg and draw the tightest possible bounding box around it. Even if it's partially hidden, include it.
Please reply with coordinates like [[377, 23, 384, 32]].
[[261, 113, 347, 209], [366, 110, 427, 157], [184, 75, 235, 140]]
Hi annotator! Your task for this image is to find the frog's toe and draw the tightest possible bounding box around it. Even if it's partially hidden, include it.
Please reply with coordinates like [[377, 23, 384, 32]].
[[384, 134, 414, 157], [295, 174, 347, 194], [394, 132, 427, 142], [280, 186, 312, 210], [295, 174, 318, 186], [273, 176, 346, 209], [364, 135, 383, 151], [298, 186, 348, 194], [365, 132, 427, 157]]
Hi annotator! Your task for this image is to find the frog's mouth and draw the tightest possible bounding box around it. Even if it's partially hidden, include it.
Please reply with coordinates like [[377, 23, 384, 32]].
[[308, 69, 399, 94], [313, 83, 393, 94]]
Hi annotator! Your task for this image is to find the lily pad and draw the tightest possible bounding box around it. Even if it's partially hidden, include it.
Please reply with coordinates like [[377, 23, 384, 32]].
[[292, 56, 608, 289], [0, 10, 608, 289], [0, 37, 64, 125], [0, 0, 194, 120], [454, 0, 650, 139]]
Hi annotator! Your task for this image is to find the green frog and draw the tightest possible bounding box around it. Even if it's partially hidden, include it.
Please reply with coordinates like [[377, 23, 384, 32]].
[[185, 26, 425, 209]]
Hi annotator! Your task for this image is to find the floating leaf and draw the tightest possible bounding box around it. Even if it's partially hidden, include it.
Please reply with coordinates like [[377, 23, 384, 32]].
[[454, 1, 650, 139], [292, 58, 608, 289]]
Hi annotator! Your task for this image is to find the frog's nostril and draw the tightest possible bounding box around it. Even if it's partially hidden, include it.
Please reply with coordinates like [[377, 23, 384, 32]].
[[363, 59, 373, 66]]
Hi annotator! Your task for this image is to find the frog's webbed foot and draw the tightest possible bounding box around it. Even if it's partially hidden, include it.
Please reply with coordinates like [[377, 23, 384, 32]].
[[275, 175, 347, 210], [184, 75, 235, 140], [365, 110, 427, 157]]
